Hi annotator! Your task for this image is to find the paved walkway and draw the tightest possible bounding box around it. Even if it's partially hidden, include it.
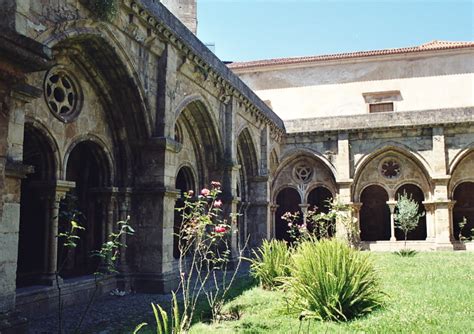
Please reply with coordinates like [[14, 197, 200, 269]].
[[29, 265, 251, 333]]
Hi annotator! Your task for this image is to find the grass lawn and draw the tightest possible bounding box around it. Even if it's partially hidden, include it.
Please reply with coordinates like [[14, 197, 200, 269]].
[[189, 252, 474, 334]]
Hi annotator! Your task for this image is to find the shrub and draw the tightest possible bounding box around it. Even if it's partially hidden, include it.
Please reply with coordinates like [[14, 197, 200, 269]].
[[249, 239, 292, 290], [394, 249, 418, 257], [282, 238, 384, 321]]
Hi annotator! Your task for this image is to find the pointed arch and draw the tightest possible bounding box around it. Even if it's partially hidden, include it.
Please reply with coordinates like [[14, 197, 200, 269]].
[[353, 145, 432, 202], [43, 24, 152, 186], [175, 98, 223, 185], [237, 127, 259, 200]]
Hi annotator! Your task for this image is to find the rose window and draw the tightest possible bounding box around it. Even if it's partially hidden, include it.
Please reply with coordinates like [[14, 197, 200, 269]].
[[294, 164, 313, 183], [380, 159, 401, 179], [44, 68, 82, 122]]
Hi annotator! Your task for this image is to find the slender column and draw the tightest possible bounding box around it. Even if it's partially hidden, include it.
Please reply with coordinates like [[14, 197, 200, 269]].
[[41, 181, 75, 285], [351, 202, 363, 243], [387, 201, 397, 241], [270, 204, 278, 239], [118, 191, 131, 273], [299, 204, 309, 225]]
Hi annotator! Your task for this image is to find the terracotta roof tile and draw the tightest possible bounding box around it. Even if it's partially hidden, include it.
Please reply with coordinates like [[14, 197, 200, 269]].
[[227, 41, 474, 70]]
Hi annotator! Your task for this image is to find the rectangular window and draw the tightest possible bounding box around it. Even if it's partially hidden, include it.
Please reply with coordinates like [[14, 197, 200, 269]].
[[369, 102, 394, 113]]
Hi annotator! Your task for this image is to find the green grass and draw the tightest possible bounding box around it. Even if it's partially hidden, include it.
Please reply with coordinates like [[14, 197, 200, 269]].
[[190, 252, 474, 334]]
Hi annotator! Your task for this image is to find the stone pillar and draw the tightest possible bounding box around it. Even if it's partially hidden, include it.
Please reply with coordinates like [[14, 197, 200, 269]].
[[117, 190, 131, 273], [246, 176, 271, 247], [387, 201, 397, 241], [351, 202, 362, 243], [422, 201, 436, 242], [434, 201, 455, 250], [0, 85, 45, 333], [33, 181, 76, 285], [270, 204, 278, 239], [432, 177, 454, 250], [299, 204, 309, 225]]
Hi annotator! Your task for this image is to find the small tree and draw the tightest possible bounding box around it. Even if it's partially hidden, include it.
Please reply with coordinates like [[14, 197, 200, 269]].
[[395, 191, 425, 248]]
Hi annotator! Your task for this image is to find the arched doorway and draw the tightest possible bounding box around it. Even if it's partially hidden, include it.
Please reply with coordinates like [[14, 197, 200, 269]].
[[174, 167, 195, 259], [307, 187, 333, 214], [360, 185, 391, 241], [17, 125, 56, 287], [275, 188, 302, 242], [395, 184, 427, 240], [63, 141, 110, 277], [453, 182, 474, 240], [307, 186, 334, 237]]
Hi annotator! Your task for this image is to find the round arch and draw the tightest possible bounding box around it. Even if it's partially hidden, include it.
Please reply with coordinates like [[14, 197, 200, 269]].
[[275, 187, 302, 242], [17, 123, 58, 287], [359, 184, 391, 241], [395, 183, 427, 240], [64, 135, 114, 186]]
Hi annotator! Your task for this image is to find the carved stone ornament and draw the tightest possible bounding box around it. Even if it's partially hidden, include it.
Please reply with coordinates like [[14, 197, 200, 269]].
[[44, 67, 83, 123], [380, 158, 401, 179], [294, 164, 313, 183]]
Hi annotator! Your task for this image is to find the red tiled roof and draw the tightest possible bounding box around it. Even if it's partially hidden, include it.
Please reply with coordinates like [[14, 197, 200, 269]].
[[227, 41, 474, 70]]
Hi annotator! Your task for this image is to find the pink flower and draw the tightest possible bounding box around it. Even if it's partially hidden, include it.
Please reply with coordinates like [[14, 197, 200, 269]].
[[211, 181, 221, 188], [214, 225, 227, 233], [188, 190, 194, 196], [214, 199, 223, 208], [287, 222, 292, 227], [201, 188, 210, 196]]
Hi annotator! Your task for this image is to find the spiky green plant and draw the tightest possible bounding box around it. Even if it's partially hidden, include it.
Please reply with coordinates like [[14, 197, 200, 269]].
[[394, 249, 418, 257], [248, 239, 292, 290], [282, 238, 384, 321]]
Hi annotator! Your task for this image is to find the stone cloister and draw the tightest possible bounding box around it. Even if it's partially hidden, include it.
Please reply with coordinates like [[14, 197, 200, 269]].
[[0, 0, 473, 331]]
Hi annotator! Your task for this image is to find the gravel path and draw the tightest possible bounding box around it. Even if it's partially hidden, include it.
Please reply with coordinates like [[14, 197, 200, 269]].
[[29, 265, 251, 333]]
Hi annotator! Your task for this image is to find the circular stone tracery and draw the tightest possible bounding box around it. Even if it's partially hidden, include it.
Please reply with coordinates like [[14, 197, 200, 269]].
[[294, 164, 313, 183], [44, 68, 82, 122], [380, 158, 401, 179]]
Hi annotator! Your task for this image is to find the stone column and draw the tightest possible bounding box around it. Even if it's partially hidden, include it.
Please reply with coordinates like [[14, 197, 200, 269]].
[[299, 204, 309, 225], [387, 201, 397, 241], [432, 177, 454, 250], [118, 190, 131, 273], [422, 201, 436, 242], [434, 201, 455, 250], [270, 204, 278, 239], [351, 202, 362, 243], [38, 181, 76, 285]]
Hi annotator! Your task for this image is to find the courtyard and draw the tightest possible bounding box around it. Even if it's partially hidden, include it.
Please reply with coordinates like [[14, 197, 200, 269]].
[[28, 251, 473, 333]]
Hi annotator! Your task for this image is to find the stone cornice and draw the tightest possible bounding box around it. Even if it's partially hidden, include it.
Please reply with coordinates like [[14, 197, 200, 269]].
[[285, 107, 474, 136], [122, 0, 285, 139]]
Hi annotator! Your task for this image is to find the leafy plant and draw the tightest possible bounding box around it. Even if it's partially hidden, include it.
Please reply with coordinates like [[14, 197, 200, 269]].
[[248, 239, 292, 290], [56, 193, 134, 333], [394, 249, 418, 257], [86, 0, 119, 21], [395, 191, 425, 248], [458, 216, 474, 242], [281, 238, 384, 322]]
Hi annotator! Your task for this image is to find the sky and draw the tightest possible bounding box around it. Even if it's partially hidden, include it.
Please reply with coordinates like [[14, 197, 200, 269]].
[[197, 0, 474, 62]]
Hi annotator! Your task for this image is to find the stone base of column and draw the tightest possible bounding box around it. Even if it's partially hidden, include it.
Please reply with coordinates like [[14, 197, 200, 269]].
[[0, 311, 28, 334], [38, 273, 62, 286], [435, 242, 454, 251], [131, 271, 179, 293]]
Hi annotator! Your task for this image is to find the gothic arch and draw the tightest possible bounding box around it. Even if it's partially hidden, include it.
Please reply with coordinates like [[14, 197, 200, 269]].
[[449, 148, 474, 196], [175, 99, 223, 185], [273, 150, 337, 205], [237, 127, 259, 200], [354, 142, 433, 178], [277, 147, 336, 178], [353, 146, 432, 202], [43, 25, 152, 186]]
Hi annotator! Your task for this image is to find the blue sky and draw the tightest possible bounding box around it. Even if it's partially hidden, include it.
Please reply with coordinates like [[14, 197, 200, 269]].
[[197, 0, 474, 62]]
